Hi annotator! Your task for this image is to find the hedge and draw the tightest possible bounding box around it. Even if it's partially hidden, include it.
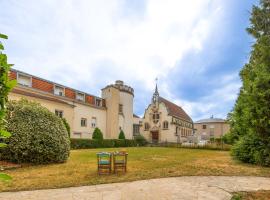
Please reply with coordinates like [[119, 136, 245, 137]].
[[71, 139, 140, 149]]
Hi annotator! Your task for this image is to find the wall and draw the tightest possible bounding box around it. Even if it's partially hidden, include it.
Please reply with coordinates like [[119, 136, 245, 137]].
[[119, 91, 134, 139], [101, 87, 120, 139], [194, 122, 230, 139], [8, 88, 75, 134], [72, 102, 107, 139]]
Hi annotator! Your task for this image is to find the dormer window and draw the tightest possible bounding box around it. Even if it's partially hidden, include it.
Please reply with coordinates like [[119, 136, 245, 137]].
[[17, 73, 31, 87], [54, 85, 64, 96], [76, 92, 85, 101], [96, 98, 101, 107]]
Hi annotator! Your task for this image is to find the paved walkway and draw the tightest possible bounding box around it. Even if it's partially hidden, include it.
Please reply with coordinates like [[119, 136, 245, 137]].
[[1, 176, 270, 200]]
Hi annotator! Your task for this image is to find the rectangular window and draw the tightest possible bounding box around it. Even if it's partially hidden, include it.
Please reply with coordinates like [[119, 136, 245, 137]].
[[91, 117, 96, 128], [202, 124, 207, 129], [133, 124, 140, 136], [76, 92, 85, 101], [54, 85, 64, 96], [55, 110, 63, 118], [18, 74, 31, 87], [96, 98, 101, 107], [119, 104, 123, 114], [81, 118, 87, 127]]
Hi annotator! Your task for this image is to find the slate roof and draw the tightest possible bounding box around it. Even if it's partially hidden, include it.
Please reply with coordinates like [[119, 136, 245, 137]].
[[158, 97, 193, 122], [195, 118, 226, 124]]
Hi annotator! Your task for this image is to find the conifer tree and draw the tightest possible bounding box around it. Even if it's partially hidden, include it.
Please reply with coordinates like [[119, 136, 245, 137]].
[[229, 0, 270, 166]]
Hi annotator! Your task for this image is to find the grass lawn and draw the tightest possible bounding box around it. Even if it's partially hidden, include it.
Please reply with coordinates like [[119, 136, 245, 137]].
[[232, 191, 270, 200], [0, 147, 269, 192]]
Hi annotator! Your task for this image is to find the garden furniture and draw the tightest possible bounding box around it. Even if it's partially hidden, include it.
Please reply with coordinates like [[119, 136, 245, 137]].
[[113, 151, 128, 173], [96, 152, 112, 175]]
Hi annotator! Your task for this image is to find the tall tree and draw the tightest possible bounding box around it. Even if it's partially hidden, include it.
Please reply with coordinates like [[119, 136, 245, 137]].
[[0, 33, 16, 181], [229, 0, 270, 166]]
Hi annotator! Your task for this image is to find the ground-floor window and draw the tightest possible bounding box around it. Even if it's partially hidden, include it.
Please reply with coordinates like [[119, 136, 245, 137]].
[[133, 124, 140, 136], [55, 110, 63, 118]]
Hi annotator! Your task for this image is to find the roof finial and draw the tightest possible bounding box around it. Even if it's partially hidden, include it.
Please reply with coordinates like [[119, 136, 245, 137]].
[[211, 115, 214, 119], [152, 77, 159, 104], [154, 77, 159, 95]]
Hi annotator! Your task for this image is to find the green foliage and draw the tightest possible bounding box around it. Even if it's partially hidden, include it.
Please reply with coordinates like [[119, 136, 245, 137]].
[[222, 132, 239, 145], [134, 135, 147, 146], [0, 99, 70, 164], [232, 133, 270, 166], [92, 127, 103, 140], [118, 130, 125, 139], [61, 118, 70, 137], [70, 139, 139, 149], [229, 0, 270, 166], [0, 33, 14, 181]]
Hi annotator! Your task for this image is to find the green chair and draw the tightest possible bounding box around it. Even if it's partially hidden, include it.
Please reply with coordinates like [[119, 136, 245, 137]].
[[97, 152, 112, 175], [113, 151, 128, 173]]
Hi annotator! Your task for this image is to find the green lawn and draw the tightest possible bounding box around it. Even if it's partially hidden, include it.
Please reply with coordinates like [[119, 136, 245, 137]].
[[0, 147, 269, 192]]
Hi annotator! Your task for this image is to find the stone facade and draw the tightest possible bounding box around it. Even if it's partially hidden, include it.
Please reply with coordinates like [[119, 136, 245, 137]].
[[141, 85, 194, 143], [8, 69, 136, 139], [194, 116, 230, 140]]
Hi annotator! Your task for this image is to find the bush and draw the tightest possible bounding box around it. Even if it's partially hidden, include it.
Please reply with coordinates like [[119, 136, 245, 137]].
[[222, 132, 239, 145], [118, 130, 125, 139], [62, 118, 70, 138], [71, 139, 139, 149], [134, 135, 147, 146], [232, 133, 270, 166], [92, 128, 103, 140], [0, 99, 70, 164]]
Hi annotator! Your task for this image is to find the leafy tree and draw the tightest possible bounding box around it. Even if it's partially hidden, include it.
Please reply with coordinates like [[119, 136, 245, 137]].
[[118, 130, 125, 139], [0, 33, 16, 181], [229, 0, 270, 166], [92, 127, 103, 140], [62, 118, 70, 138]]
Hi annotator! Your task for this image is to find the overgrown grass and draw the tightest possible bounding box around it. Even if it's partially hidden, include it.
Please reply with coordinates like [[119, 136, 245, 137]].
[[0, 147, 269, 192]]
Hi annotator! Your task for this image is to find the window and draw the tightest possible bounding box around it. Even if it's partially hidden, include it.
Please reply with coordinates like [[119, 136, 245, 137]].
[[76, 92, 85, 101], [163, 121, 169, 129], [202, 124, 207, 129], [153, 113, 159, 124], [91, 117, 96, 128], [55, 110, 63, 118], [133, 124, 140, 136], [175, 126, 178, 136], [81, 118, 87, 127], [96, 98, 101, 107], [119, 104, 123, 114], [18, 74, 31, 87], [54, 85, 64, 96], [144, 123, 150, 130]]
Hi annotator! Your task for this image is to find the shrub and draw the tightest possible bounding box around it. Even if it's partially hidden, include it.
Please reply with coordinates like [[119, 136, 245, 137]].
[[222, 132, 239, 145], [134, 135, 147, 146], [0, 99, 70, 164], [92, 128, 103, 140], [70, 139, 139, 149], [232, 133, 270, 166], [62, 118, 70, 138], [118, 130, 125, 139]]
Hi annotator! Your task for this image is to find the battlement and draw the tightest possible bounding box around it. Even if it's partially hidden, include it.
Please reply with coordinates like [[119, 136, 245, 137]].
[[102, 80, 134, 96]]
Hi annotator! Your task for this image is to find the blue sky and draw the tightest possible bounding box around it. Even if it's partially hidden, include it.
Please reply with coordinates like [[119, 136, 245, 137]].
[[0, 0, 258, 121]]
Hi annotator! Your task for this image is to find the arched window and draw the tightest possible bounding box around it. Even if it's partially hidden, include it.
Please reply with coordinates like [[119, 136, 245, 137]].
[[144, 122, 150, 130], [163, 121, 168, 129]]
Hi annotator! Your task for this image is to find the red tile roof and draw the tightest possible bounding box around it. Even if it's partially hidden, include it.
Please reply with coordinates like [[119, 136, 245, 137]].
[[159, 97, 192, 122]]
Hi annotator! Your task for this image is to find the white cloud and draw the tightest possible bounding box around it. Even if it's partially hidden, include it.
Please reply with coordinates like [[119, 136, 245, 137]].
[[1, 0, 234, 119]]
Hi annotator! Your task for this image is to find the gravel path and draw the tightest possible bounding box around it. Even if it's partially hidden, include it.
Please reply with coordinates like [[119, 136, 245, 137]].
[[1, 176, 270, 200]]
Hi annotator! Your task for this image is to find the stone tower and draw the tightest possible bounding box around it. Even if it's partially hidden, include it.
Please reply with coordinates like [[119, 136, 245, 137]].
[[101, 80, 134, 139]]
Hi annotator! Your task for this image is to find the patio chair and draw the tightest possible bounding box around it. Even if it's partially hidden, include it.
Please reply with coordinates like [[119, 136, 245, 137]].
[[113, 151, 128, 173], [97, 152, 112, 175]]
